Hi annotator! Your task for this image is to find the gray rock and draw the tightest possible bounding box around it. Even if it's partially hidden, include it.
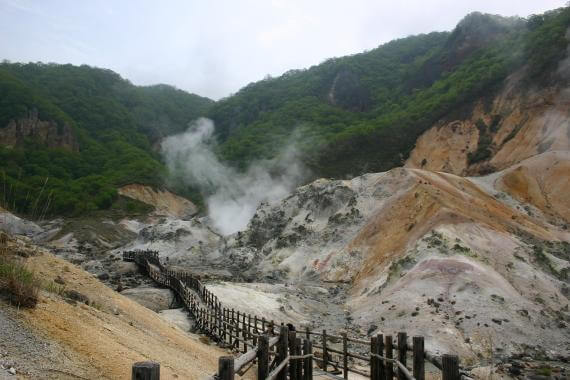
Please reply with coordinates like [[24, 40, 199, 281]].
[[121, 287, 179, 312], [0, 211, 42, 237], [158, 308, 194, 332]]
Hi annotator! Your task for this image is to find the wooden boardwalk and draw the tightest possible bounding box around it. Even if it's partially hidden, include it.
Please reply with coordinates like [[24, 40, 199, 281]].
[[124, 250, 472, 380]]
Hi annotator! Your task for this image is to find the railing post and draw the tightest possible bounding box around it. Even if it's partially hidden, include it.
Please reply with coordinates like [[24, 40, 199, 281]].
[[229, 310, 233, 347], [303, 339, 313, 380], [258, 335, 269, 380], [289, 330, 298, 380], [377, 334, 385, 380], [235, 316, 240, 351], [322, 330, 328, 373], [371, 336, 377, 380], [277, 325, 289, 380], [248, 314, 252, 345], [236, 310, 240, 346], [385, 335, 393, 380], [242, 313, 247, 353], [442, 354, 459, 380], [219, 356, 235, 380], [296, 337, 302, 380], [397, 332, 407, 380], [132, 361, 160, 380], [305, 327, 310, 340], [342, 332, 348, 379], [413, 336, 425, 380], [223, 308, 227, 344]]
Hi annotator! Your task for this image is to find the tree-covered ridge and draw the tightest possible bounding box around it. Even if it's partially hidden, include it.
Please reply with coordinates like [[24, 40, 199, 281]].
[[1, 6, 568, 217], [211, 8, 570, 176], [0, 62, 213, 216]]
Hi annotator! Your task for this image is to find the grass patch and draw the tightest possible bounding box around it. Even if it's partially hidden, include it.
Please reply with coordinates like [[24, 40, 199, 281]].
[[0, 256, 40, 308], [536, 367, 552, 376], [44, 280, 66, 296], [452, 243, 470, 254]]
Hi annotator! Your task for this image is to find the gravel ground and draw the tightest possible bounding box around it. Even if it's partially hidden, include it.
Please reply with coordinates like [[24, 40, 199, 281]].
[[0, 305, 94, 379]]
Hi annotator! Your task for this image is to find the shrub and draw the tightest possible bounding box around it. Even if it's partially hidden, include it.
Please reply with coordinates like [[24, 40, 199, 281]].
[[0, 256, 40, 308]]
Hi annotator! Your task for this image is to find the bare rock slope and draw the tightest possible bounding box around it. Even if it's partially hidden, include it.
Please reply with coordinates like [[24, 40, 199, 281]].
[[221, 152, 570, 361], [119, 184, 198, 218], [406, 70, 570, 177]]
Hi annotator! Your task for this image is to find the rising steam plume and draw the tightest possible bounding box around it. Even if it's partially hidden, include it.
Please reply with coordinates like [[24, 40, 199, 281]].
[[161, 118, 309, 235]]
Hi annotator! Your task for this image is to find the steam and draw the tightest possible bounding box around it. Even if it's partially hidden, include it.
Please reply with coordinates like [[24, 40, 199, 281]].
[[557, 26, 570, 80], [161, 118, 308, 235]]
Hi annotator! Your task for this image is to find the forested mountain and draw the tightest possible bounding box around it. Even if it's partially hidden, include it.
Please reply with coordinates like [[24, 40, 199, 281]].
[[0, 63, 213, 215], [0, 6, 568, 217], [210, 8, 570, 175]]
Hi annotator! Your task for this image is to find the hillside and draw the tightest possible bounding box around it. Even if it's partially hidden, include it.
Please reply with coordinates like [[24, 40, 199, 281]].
[[1, 7, 568, 220], [0, 233, 226, 379], [210, 7, 570, 178], [0, 63, 213, 216]]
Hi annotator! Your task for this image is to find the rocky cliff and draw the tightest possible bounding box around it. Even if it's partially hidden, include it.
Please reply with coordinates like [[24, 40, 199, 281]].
[[405, 69, 570, 176], [0, 110, 79, 151]]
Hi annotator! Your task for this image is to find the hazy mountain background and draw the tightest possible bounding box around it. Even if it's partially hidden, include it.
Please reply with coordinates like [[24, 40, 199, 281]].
[[1, 6, 569, 218]]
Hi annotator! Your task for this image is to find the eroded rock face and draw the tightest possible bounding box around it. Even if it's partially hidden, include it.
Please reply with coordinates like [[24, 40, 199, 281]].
[[219, 160, 570, 359], [406, 71, 570, 176], [118, 217, 228, 278], [116, 145, 570, 359], [0, 110, 78, 151], [118, 184, 198, 218]]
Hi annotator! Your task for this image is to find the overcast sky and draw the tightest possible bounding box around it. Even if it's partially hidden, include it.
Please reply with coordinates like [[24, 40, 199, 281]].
[[0, 0, 567, 99]]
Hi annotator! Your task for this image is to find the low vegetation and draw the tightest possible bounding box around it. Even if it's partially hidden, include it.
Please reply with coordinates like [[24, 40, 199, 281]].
[[0, 254, 41, 308]]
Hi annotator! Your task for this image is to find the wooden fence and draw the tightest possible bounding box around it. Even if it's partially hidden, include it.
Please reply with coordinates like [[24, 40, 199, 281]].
[[124, 250, 471, 380]]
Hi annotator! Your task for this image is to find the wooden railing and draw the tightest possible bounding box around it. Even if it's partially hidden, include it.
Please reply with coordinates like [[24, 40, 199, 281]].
[[124, 250, 471, 380]]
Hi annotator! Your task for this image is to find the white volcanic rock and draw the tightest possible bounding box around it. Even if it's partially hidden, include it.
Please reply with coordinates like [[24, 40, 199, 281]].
[[0, 210, 43, 237]]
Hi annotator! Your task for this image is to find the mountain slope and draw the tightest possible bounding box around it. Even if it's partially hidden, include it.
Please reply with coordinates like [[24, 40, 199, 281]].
[[0, 63, 213, 216], [210, 7, 569, 178], [0, 233, 224, 379], [215, 152, 569, 359]]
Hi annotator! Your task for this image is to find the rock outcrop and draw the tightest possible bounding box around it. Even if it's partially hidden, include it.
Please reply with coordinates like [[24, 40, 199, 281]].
[[118, 184, 198, 218], [0, 110, 78, 151], [406, 70, 570, 176]]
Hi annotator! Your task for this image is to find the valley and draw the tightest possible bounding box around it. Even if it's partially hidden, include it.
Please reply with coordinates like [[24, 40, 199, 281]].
[[1, 4, 569, 379]]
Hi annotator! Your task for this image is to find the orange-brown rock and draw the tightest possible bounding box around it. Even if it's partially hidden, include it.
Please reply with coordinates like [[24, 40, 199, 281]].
[[406, 70, 570, 176], [118, 184, 198, 218], [0, 110, 79, 151]]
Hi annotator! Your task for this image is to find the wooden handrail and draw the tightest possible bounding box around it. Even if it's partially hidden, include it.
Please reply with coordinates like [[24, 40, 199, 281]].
[[266, 356, 289, 380]]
